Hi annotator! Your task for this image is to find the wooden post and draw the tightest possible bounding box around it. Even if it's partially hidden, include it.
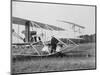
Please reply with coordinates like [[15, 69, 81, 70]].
[[25, 21, 30, 42]]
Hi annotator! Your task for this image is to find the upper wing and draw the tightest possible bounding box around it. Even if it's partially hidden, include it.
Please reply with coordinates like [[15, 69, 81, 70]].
[[57, 20, 85, 29], [12, 17, 65, 31]]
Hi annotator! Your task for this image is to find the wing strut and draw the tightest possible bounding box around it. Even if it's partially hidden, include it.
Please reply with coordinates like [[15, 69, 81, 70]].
[[45, 24, 79, 52]]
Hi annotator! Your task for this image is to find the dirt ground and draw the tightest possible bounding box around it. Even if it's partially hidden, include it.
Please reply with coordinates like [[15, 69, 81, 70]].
[[11, 43, 96, 74]]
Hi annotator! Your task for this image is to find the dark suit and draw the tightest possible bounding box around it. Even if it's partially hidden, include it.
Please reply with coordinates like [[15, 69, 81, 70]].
[[51, 37, 59, 53]]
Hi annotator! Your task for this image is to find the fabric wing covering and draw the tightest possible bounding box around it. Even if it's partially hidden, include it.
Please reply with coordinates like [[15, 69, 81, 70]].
[[12, 17, 65, 31]]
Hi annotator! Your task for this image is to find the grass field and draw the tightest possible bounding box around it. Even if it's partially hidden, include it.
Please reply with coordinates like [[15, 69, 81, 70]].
[[11, 43, 96, 74]]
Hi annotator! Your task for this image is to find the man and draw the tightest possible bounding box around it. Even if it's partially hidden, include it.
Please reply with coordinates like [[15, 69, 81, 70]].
[[38, 36, 41, 42], [34, 36, 37, 42], [51, 36, 59, 53]]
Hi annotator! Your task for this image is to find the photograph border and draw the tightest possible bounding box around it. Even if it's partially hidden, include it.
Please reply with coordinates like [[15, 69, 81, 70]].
[[11, 0, 97, 74]]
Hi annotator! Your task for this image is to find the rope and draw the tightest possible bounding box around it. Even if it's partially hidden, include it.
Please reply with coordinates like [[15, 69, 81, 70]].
[[30, 43, 40, 56], [13, 31, 24, 41]]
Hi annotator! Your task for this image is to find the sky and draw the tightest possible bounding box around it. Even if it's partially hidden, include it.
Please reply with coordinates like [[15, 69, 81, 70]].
[[12, 1, 95, 43]]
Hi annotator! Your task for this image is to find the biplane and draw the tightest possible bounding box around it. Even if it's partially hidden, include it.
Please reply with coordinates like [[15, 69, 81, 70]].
[[12, 17, 85, 56]]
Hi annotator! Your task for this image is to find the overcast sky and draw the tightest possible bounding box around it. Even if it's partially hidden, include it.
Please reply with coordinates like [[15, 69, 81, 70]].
[[12, 1, 95, 42]]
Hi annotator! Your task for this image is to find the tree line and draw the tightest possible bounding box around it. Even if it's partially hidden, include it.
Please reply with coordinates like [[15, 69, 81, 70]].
[[60, 34, 96, 44]]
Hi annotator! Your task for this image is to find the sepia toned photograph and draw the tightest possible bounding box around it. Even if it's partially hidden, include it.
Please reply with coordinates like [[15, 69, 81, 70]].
[[11, 0, 96, 74]]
